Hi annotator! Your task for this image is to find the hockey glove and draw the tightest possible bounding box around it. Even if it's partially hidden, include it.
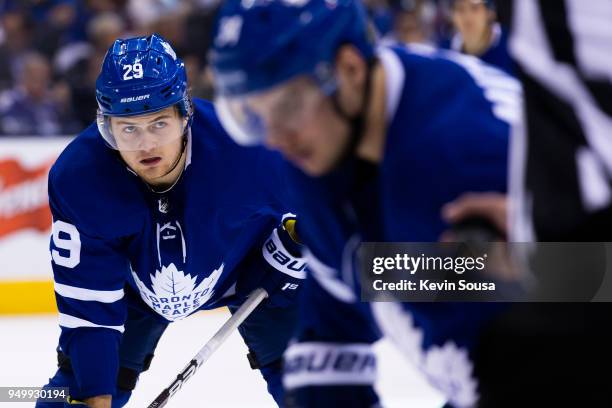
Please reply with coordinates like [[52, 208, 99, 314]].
[[259, 215, 307, 308]]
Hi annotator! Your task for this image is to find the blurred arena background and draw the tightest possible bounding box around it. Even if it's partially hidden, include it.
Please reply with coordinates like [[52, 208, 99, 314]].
[[0, 0, 496, 139], [0, 1, 504, 406]]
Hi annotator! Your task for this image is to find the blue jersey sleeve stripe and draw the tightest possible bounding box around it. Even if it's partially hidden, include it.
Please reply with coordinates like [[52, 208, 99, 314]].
[[58, 313, 125, 333], [54, 282, 124, 303]]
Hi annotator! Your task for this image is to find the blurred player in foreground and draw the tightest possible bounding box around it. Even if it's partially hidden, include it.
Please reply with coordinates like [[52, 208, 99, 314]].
[[211, 0, 520, 406], [37, 34, 304, 408]]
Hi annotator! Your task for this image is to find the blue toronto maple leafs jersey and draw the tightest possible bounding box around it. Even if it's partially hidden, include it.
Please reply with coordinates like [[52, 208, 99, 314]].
[[48, 98, 300, 397], [282, 45, 520, 407]]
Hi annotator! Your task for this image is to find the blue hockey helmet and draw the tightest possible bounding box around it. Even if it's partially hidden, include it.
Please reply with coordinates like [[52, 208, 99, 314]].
[[210, 0, 377, 145], [96, 34, 193, 151]]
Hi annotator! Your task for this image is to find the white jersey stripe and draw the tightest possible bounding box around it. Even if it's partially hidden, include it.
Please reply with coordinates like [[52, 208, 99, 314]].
[[54, 282, 124, 303], [576, 147, 612, 211], [378, 46, 406, 123], [566, 0, 612, 82], [511, 0, 612, 182], [283, 342, 376, 389], [58, 313, 124, 333]]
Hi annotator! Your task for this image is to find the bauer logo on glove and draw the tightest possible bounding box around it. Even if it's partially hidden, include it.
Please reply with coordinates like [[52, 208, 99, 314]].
[[262, 215, 306, 280]]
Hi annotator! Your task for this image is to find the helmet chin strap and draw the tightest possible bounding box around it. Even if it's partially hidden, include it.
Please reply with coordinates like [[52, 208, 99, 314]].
[[329, 57, 378, 168]]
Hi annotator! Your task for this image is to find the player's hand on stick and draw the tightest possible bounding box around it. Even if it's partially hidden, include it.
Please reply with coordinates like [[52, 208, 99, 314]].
[[236, 216, 306, 308], [257, 216, 307, 308]]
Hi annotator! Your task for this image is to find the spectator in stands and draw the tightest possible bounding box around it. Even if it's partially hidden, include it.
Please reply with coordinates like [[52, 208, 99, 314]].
[[85, 0, 128, 14], [382, 0, 436, 45], [0, 52, 78, 136], [30, 0, 81, 57], [441, 0, 514, 74], [54, 12, 127, 127], [0, 0, 332, 135], [126, 0, 187, 29], [0, 10, 34, 91]]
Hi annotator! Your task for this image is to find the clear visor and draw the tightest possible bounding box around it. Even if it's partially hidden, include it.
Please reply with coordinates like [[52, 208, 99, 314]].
[[215, 76, 333, 146], [97, 107, 188, 152]]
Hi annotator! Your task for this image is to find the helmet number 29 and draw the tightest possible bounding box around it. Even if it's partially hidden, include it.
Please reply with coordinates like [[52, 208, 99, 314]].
[[123, 63, 144, 80]]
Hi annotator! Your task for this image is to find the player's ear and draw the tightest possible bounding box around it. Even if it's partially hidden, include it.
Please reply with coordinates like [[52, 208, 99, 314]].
[[334, 44, 368, 115]]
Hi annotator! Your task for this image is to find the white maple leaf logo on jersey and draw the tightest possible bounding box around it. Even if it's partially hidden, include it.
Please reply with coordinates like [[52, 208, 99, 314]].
[[422, 342, 478, 408], [371, 303, 477, 407], [132, 263, 224, 321]]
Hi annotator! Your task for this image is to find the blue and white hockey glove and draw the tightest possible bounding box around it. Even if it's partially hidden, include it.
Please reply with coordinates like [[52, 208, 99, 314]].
[[236, 215, 306, 308], [258, 215, 307, 308]]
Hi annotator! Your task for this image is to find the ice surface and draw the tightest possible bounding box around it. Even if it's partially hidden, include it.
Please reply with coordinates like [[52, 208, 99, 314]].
[[0, 311, 444, 407]]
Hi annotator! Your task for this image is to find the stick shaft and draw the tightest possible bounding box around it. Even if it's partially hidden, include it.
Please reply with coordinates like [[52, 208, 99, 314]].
[[147, 288, 268, 408]]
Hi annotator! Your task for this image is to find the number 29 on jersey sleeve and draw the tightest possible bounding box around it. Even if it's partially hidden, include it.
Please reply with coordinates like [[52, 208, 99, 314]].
[[51, 220, 81, 269]]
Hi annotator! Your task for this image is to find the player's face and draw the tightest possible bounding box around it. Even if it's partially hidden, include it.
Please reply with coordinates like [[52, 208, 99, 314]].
[[452, 0, 491, 41], [111, 107, 186, 183], [249, 77, 351, 176]]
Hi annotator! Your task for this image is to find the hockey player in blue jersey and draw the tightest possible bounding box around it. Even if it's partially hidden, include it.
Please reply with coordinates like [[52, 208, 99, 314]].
[[211, 0, 520, 406], [37, 34, 305, 408]]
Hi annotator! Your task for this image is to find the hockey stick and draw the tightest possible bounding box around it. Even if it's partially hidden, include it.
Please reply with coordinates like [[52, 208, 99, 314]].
[[147, 288, 269, 408]]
